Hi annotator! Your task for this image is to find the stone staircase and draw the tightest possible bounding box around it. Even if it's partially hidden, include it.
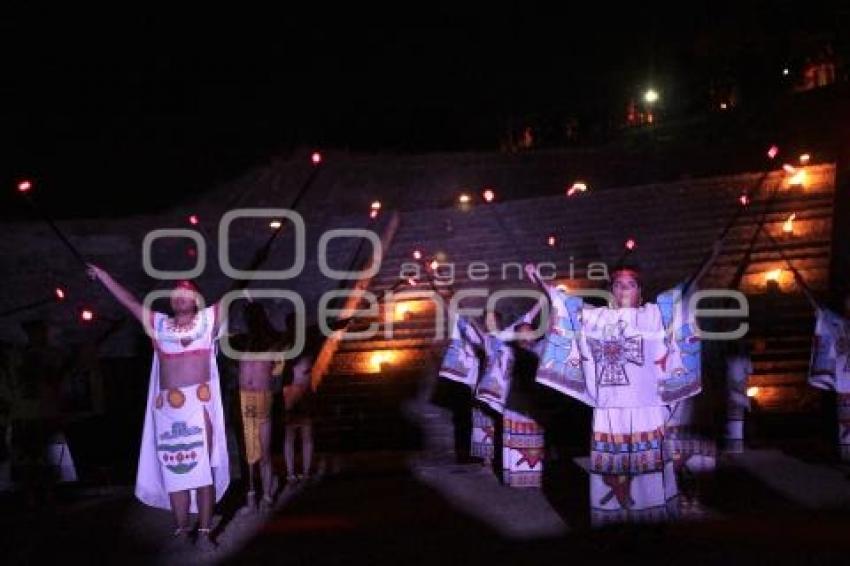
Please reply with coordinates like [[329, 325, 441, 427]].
[[312, 164, 837, 453]]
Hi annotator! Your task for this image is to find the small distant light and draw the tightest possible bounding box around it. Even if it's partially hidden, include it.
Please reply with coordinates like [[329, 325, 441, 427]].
[[799, 153, 811, 165], [269, 220, 282, 230], [17, 180, 32, 193], [188, 214, 199, 225], [782, 68, 790, 76], [720, 102, 728, 110], [789, 170, 807, 187], [407, 277, 417, 286], [746, 386, 760, 398], [371, 201, 382, 210], [429, 259, 439, 271], [644, 89, 659, 104], [483, 189, 495, 203], [55, 288, 66, 301], [625, 238, 636, 250], [567, 182, 588, 197], [81, 309, 94, 322], [311, 152, 322, 165], [767, 145, 779, 160], [783, 213, 796, 234], [186, 247, 197, 258], [369, 209, 379, 219], [413, 250, 422, 260], [783, 164, 797, 174], [739, 194, 750, 206], [458, 194, 471, 204], [547, 235, 557, 247]]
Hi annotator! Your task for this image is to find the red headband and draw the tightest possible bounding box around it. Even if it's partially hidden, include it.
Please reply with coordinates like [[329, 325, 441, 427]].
[[174, 280, 200, 292], [612, 268, 641, 281]]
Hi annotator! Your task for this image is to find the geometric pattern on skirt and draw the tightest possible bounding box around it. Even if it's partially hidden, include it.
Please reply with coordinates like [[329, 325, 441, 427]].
[[471, 405, 497, 462], [664, 425, 717, 473], [591, 428, 665, 476], [502, 410, 544, 488], [589, 407, 678, 526]]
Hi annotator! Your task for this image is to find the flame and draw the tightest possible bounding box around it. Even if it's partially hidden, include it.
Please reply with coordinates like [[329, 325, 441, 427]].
[[746, 386, 760, 398], [783, 164, 797, 174], [567, 182, 588, 197], [394, 303, 410, 320], [765, 269, 782, 283], [782, 213, 796, 234], [369, 351, 396, 372], [789, 170, 806, 187]]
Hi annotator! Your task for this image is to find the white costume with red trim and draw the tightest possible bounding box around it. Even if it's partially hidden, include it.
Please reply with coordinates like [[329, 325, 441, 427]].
[[135, 305, 230, 511]]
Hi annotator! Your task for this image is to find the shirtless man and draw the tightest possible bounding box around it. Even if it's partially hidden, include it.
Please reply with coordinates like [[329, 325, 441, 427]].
[[232, 302, 284, 513]]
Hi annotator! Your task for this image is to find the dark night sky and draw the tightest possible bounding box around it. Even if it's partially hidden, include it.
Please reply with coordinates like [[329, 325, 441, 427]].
[[1, 4, 846, 218]]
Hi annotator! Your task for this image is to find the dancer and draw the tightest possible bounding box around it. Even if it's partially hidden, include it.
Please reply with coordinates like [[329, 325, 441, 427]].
[[87, 265, 229, 551], [806, 285, 850, 462], [440, 300, 545, 483], [527, 244, 716, 523], [231, 302, 285, 513], [501, 320, 548, 487]]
